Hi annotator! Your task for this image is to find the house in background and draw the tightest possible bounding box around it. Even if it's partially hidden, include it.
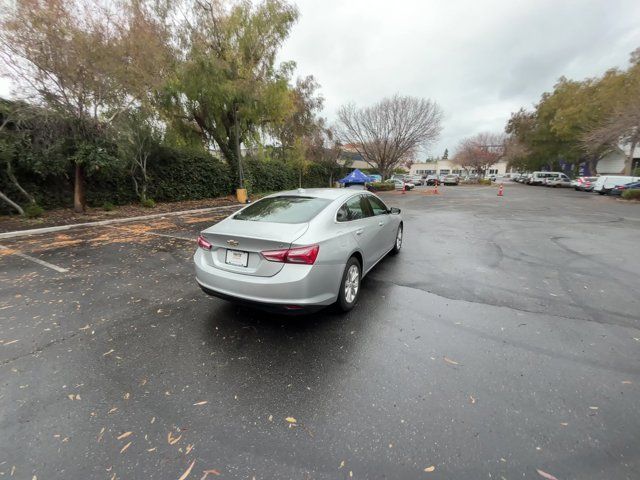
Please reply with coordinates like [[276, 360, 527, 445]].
[[409, 158, 512, 177], [594, 145, 640, 174]]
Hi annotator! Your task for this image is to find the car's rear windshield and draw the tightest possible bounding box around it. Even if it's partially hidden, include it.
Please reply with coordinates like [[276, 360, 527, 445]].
[[233, 196, 332, 223]]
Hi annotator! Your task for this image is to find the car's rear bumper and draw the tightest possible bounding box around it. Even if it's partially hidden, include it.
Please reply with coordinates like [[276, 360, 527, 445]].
[[194, 249, 342, 308]]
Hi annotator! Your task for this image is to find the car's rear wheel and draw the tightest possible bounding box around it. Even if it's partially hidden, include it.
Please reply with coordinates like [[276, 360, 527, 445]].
[[337, 257, 361, 312], [390, 224, 403, 255]]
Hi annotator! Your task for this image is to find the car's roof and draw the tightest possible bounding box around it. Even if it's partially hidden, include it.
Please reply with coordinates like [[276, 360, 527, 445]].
[[272, 188, 364, 200]]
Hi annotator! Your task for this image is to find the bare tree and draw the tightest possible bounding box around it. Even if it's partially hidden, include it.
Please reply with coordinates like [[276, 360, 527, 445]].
[[582, 104, 640, 176], [337, 95, 442, 179], [454, 132, 506, 178], [305, 126, 343, 186]]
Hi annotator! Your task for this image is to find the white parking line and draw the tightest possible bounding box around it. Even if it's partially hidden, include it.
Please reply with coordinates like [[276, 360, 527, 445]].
[[0, 245, 68, 273]]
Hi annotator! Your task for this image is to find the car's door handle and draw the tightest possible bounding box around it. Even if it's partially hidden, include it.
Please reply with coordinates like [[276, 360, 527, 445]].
[[355, 228, 364, 235]]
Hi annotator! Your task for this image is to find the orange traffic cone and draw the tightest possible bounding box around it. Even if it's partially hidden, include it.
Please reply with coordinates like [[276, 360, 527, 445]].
[[498, 184, 504, 196], [402, 183, 406, 194]]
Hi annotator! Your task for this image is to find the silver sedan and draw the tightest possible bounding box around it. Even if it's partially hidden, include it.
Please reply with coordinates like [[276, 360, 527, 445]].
[[194, 188, 403, 313]]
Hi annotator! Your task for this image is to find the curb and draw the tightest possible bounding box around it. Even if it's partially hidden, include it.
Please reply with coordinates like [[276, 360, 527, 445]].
[[0, 204, 242, 240]]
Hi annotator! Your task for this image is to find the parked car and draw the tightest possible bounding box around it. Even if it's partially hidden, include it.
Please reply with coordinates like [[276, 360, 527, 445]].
[[388, 179, 414, 190], [572, 176, 598, 191], [593, 175, 640, 195], [610, 181, 640, 196], [443, 174, 460, 185], [368, 174, 382, 183], [425, 175, 439, 185], [529, 171, 564, 185], [546, 174, 572, 187], [195, 189, 404, 313], [407, 175, 424, 186]]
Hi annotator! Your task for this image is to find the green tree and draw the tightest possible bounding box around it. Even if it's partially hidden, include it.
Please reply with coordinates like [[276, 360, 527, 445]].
[[0, 0, 172, 212], [114, 107, 163, 203], [162, 0, 299, 189]]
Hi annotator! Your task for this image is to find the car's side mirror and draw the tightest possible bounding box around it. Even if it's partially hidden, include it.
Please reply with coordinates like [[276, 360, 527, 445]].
[[389, 207, 401, 215]]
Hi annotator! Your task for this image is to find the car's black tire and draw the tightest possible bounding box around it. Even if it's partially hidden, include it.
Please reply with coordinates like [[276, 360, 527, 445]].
[[390, 223, 403, 255], [337, 256, 361, 312]]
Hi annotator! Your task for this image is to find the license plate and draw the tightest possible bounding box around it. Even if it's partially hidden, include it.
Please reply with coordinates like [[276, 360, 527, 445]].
[[225, 249, 249, 267]]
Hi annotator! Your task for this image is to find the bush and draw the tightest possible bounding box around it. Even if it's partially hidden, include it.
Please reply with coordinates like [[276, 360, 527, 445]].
[[621, 189, 640, 200], [369, 182, 394, 191], [102, 201, 115, 211], [24, 204, 44, 218], [479, 178, 492, 186], [141, 198, 156, 208]]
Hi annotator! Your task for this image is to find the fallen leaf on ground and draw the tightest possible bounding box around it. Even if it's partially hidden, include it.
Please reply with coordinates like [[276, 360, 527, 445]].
[[424, 466, 435, 472], [117, 431, 132, 440], [469, 395, 476, 404], [186, 444, 194, 454], [622, 381, 632, 384], [193, 401, 208, 406], [536, 469, 559, 480], [103, 349, 114, 356], [200, 469, 221, 479], [4, 339, 19, 346], [589, 406, 598, 410], [285, 417, 297, 423], [123, 393, 130, 400], [168, 432, 182, 445], [120, 441, 132, 453], [108, 407, 118, 414], [560, 422, 568, 426], [178, 460, 196, 480], [339, 460, 345, 469], [443, 357, 459, 366]]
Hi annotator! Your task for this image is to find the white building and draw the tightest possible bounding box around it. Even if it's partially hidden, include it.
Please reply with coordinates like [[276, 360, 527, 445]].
[[409, 159, 511, 177]]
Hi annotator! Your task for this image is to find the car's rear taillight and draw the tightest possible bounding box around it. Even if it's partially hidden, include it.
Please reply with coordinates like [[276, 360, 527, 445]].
[[261, 245, 319, 265], [197, 235, 212, 250]]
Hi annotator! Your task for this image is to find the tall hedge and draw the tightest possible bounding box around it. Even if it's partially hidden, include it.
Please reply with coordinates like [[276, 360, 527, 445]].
[[1, 144, 350, 214]]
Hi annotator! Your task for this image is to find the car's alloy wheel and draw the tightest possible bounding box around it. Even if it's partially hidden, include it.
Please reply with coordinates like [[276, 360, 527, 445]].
[[338, 257, 361, 312], [390, 224, 403, 255]]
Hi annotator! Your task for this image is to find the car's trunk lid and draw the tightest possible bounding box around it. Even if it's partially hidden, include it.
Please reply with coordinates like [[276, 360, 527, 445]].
[[200, 220, 309, 277]]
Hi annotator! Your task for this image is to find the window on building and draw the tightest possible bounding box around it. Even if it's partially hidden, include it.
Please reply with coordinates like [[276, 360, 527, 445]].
[[439, 169, 450, 174]]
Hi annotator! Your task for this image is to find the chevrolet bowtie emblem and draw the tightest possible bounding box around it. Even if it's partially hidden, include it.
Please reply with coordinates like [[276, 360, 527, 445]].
[[227, 239, 239, 247]]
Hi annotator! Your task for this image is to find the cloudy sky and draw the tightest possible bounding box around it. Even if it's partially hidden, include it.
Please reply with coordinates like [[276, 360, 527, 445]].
[[1, 0, 638, 157], [278, 0, 640, 157]]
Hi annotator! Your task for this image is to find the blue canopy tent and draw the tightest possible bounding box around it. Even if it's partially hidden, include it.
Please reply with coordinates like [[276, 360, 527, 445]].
[[338, 169, 374, 185]]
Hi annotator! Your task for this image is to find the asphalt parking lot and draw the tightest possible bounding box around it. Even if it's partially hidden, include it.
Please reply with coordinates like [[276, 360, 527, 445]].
[[1, 184, 639, 479]]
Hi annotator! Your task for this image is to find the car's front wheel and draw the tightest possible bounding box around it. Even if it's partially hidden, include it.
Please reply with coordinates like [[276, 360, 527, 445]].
[[390, 224, 403, 255], [337, 257, 361, 312]]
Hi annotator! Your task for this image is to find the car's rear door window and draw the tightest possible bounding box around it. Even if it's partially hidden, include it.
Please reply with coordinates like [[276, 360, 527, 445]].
[[337, 195, 371, 222], [233, 196, 331, 223]]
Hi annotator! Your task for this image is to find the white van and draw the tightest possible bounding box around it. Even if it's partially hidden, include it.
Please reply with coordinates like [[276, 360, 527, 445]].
[[529, 171, 564, 185], [593, 176, 640, 194]]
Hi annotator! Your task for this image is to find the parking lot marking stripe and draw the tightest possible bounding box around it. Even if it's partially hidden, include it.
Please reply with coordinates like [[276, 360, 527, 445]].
[[0, 245, 68, 273], [0, 204, 242, 240]]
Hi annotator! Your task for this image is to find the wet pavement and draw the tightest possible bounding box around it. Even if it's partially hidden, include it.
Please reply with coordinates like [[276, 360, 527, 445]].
[[0, 184, 639, 479]]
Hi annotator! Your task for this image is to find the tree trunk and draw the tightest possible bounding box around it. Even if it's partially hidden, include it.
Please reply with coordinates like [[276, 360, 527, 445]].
[[74, 163, 86, 213], [6, 159, 36, 204], [0, 190, 24, 215], [625, 141, 636, 176]]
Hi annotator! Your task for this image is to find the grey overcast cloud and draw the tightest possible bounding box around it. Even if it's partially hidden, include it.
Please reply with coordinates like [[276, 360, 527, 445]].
[[1, 0, 638, 157], [277, 0, 640, 157]]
